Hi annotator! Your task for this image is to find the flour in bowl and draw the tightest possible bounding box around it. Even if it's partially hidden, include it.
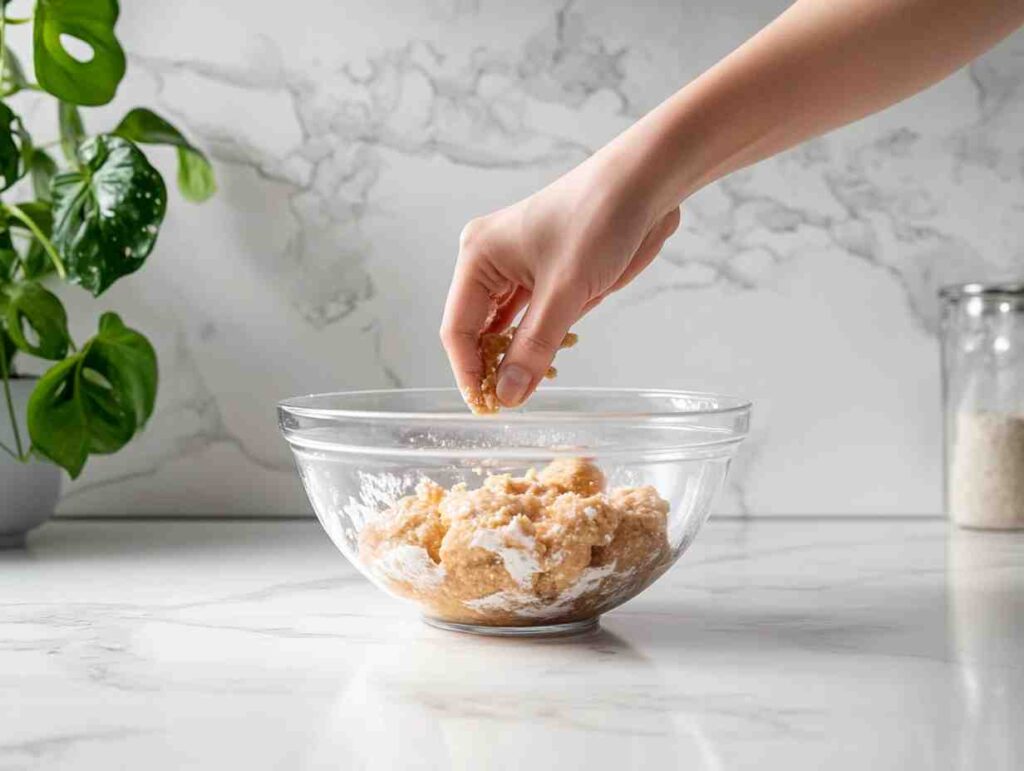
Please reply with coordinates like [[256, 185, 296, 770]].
[[358, 458, 672, 626]]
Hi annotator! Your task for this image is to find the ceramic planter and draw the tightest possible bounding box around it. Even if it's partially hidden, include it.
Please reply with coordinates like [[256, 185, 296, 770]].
[[0, 378, 61, 547]]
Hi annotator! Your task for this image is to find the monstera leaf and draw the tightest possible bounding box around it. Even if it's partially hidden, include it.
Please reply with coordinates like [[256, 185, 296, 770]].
[[113, 108, 217, 202], [28, 312, 157, 477], [2, 280, 71, 360], [34, 0, 126, 106], [51, 135, 167, 295], [0, 101, 30, 191]]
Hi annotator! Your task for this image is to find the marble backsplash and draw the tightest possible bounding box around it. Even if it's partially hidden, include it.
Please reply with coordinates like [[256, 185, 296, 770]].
[[10, 0, 1021, 516]]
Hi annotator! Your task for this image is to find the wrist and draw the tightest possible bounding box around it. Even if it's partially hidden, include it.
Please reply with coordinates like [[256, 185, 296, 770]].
[[593, 97, 706, 222]]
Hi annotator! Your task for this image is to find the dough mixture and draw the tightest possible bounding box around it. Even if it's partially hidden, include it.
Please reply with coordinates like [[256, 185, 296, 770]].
[[358, 458, 672, 625], [465, 327, 578, 414]]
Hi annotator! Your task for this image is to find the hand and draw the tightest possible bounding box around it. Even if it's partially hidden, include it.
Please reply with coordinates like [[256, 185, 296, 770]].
[[440, 152, 681, 408]]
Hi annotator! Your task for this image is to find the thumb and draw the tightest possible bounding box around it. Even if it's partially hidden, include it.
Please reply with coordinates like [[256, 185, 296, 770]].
[[496, 284, 584, 408]]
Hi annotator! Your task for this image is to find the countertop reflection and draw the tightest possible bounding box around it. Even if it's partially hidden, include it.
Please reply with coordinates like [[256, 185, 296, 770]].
[[2, 519, 1021, 770]]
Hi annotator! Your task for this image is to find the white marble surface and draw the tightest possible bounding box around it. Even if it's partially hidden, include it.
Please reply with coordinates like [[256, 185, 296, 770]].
[[2, 1, 1022, 516], [3, 518, 1022, 769]]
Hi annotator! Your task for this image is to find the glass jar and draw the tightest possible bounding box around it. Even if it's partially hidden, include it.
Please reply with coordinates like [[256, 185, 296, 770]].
[[940, 283, 1024, 530]]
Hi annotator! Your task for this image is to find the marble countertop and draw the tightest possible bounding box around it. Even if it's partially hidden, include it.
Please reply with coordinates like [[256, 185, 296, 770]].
[[3, 518, 1022, 770]]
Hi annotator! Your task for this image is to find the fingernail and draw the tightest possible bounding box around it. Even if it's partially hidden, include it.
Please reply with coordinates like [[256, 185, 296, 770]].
[[497, 364, 531, 407]]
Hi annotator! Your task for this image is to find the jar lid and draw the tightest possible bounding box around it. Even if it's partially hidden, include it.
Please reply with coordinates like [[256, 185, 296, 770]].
[[939, 282, 1024, 300]]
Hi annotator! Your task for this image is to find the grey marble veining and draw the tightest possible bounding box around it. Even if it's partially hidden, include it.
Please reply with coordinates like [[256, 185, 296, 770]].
[[3, 0, 1021, 515], [3, 519, 1023, 769]]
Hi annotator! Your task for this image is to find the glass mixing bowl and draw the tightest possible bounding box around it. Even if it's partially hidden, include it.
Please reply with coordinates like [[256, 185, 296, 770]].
[[278, 388, 751, 637]]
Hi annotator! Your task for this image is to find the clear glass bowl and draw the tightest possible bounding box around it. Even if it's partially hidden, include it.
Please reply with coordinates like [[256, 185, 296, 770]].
[[278, 388, 751, 636]]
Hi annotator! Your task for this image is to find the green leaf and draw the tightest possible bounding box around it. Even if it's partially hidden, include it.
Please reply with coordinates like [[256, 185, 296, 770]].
[[111, 108, 184, 146], [8, 201, 56, 279], [7, 201, 54, 236], [22, 242, 55, 280], [22, 241, 55, 280], [0, 228, 16, 280], [0, 104, 17, 186], [87, 311, 157, 426], [51, 134, 167, 295], [0, 100, 30, 191], [176, 146, 216, 203], [58, 100, 85, 163], [3, 280, 71, 360], [0, 325, 15, 375], [26, 356, 91, 476], [27, 312, 157, 478], [112, 108, 216, 202], [30, 149, 59, 202], [34, 0, 126, 107]]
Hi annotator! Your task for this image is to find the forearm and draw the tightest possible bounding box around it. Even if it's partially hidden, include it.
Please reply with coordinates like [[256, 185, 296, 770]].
[[605, 0, 1024, 214]]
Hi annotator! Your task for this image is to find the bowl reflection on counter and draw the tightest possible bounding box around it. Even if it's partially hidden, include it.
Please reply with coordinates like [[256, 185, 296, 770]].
[[278, 388, 751, 636]]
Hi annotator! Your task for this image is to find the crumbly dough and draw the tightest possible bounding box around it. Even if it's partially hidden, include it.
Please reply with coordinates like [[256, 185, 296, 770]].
[[358, 458, 672, 626], [465, 327, 578, 414]]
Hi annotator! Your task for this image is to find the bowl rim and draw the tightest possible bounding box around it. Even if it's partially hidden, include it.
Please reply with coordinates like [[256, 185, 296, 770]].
[[278, 386, 752, 423], [939, 281, 1024, 299]]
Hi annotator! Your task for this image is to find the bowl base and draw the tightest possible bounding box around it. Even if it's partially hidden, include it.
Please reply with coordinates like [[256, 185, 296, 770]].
[[422, 616, 599, 638]]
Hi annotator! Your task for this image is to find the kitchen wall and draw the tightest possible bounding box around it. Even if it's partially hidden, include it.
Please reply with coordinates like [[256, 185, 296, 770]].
[[19, 0, 1023, 516]]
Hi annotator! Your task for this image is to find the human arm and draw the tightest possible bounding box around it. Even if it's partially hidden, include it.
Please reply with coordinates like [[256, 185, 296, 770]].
[[441, 0, 1024, 408]]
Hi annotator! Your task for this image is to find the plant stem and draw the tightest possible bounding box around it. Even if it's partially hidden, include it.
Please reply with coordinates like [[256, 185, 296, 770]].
[[39, 132, 90, 151], [0, 338, 25, 460], [0, 11, 7, 92], [3, 203, 67, 279], [0, 82, 41, 98], [0, 438, 18, 460]]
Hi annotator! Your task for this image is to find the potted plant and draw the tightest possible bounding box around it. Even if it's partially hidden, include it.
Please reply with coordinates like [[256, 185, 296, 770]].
[[0, 1, 214, 545]]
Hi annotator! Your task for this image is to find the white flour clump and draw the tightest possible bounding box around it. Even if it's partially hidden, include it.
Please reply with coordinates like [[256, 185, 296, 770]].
[[950, 411, 1024, 530], [468, 518, 542, 590], [371, 544, 447, 589]]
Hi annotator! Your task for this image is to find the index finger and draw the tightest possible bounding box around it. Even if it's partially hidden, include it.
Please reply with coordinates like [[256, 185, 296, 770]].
[[439, 260, 496, 404]]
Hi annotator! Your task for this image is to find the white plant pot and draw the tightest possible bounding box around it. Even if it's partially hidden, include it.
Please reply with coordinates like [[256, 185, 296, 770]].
[[0, 377, 61, 547]]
